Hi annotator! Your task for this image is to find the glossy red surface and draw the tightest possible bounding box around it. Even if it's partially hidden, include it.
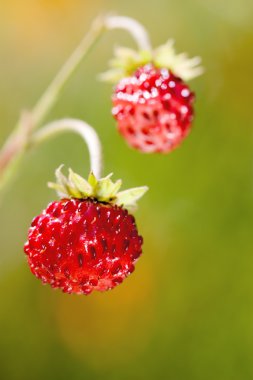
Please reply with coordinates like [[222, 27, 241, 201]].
[[112, 64, 195, 153], [24, 199, 143, 294]]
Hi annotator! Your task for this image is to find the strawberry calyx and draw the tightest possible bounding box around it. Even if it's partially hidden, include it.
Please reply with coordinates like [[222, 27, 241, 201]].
[[100, 40, 203, 83], [48, 165, 148, 211]]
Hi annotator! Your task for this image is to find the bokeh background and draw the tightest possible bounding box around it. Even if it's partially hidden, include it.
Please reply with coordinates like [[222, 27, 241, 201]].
[[0, 0, 253, 379]]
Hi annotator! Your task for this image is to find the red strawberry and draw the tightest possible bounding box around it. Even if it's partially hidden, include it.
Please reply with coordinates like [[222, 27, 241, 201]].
[[24, 168, 148, 294], [24, 199, 142, 294], [101, 41, 203, 153], [112, 64, 194, 153]]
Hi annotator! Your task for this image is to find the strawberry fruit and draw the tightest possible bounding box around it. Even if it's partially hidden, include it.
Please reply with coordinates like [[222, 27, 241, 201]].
[[101, 41, 203, 153], [24, 167, 147, 295], [112, 64, 194, 153]]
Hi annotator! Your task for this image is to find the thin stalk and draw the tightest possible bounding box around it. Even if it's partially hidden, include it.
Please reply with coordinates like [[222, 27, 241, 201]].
[[31, 17, 106, 127], [31, 119, 102, 179], [0, 14, 151, 195], [0, 15, 106, 192], [105, 16, 152, 51]]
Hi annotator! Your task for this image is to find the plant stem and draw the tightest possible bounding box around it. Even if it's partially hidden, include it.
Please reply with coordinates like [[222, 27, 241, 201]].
[[32, 17, 106, 127], [0, 15, 106, 193], [105, 16, 152, 51], [31, 119, 103, 179], [32, 15, 151, 127], [0, 14, 151, 196]]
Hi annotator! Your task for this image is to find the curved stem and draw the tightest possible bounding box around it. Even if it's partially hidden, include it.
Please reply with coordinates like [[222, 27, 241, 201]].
[[32, 15, 151, 127], [30, 119, 103, 179], [105, 16, 152, 51], [32, 17, 106, 127], [0, 15, 106, 192], [0, 14, 151, 196]]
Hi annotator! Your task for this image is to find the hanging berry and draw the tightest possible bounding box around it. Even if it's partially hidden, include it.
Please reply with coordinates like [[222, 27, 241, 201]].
[[24, 166, 148, 295], [101, 40, 203, 153]]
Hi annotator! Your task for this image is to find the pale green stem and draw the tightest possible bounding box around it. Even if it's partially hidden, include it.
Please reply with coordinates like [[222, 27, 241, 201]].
[[31, 17, 106, 127], [0, 15, 106, 193], [105, 16, 152, 51], [31, 119, 102, 179], [0, 14, 151, 196]]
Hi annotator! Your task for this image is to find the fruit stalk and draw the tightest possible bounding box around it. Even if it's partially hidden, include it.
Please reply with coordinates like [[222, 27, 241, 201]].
[[0, 16, 105, 194], [31, 119, 103, 179], [105, 16, 151, 51], [0, 14, 151, 196]]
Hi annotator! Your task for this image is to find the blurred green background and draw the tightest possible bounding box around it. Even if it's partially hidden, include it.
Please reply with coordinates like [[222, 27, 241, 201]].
[[0, 0, 253, 379]]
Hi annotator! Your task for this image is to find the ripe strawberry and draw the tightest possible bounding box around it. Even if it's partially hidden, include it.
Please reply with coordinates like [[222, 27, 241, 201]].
[[112, 64, 194, 153], [24, 167, 147, 295], [101, 41, 203, 153]]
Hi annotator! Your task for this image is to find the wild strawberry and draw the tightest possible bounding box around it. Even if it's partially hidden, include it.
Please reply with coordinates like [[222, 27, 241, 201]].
[[101, 41, 203, 153], [24, 167, 147, 295], [112, 64, 194, 153]]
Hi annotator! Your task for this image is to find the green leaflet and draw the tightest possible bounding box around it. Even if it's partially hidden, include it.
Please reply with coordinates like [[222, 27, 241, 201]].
[[99, 47, 152, 83], [154, 40, 204, 81], [88, 172, 98, 188], [68, 169, 93, 197], [115, 186, 149, 211], [48, 166, 148, 211], [100, 41, 203, 83]]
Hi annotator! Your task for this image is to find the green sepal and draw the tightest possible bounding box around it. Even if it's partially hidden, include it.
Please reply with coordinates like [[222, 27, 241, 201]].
[[99, 47, 152, 83], [68, 168, 93, 197], [47, 182, 69, 198], [153, 40, 204, 80], [96, 174, 122, 201], [48, 166, 148, 211], [100, 40, 203, 83], [88, 172, 98, 188], [115, 186, 148, 211]]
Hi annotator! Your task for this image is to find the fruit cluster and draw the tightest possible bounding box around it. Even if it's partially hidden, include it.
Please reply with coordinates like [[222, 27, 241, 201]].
[[24, 18, 202, 295]]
